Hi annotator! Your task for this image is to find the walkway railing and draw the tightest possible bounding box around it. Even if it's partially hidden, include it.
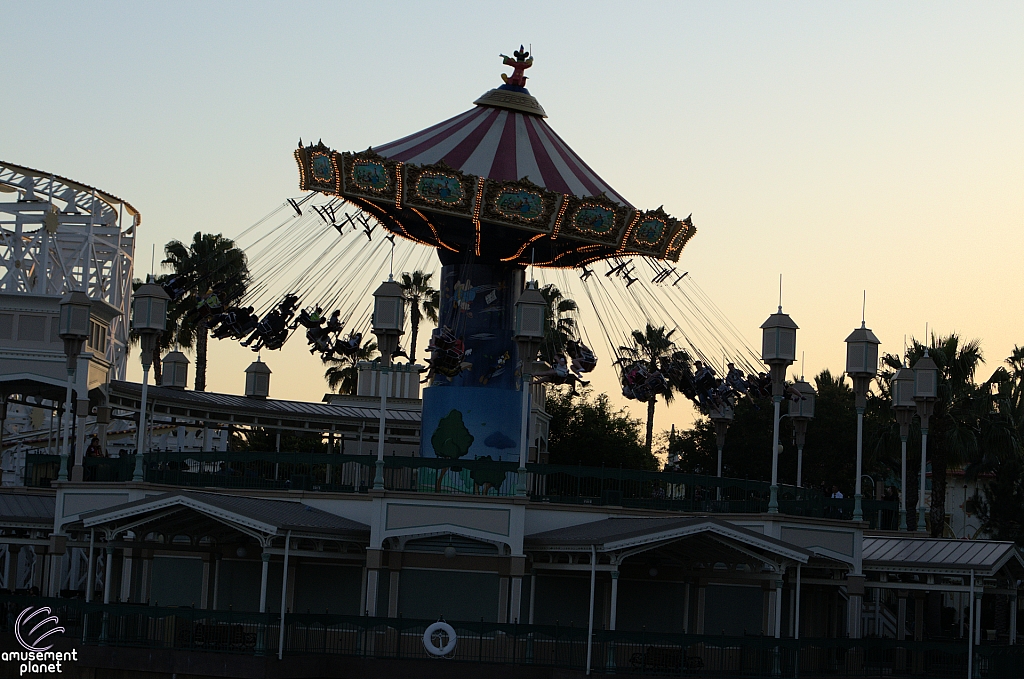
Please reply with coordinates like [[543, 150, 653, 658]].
[[2, 595, 1020, 677], [56, 450, 897, 527]]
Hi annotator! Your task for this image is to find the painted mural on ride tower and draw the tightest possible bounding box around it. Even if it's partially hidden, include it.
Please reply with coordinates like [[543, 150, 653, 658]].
[[289, 48, 696, 474]]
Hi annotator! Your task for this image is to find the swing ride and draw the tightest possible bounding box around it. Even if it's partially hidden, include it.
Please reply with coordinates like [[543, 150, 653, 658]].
[[180, 49, 783, 460]]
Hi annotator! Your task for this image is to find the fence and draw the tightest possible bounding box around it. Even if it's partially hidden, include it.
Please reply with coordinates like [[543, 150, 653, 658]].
[[3, 594, 1020, 677], [50, 450, 898, 528]]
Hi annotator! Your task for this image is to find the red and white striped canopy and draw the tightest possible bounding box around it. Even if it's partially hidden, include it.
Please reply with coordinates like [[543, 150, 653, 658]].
[[373, 104, 631, 207]]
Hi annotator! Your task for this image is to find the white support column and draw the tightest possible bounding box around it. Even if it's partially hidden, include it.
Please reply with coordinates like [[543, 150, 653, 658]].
[[201, 556, 212, 609], [119, 546, 134, 602], [968, 571, 975, 678], [211, 555, 220, 610], [102, 545, 114, 604], [528, 569, 536, 624], [278, 530, 291, 661], [794, 565, 802, 640], [609, 570, 619, 631], [774, 574, 784, 639], [509, 576, 522, 623], [497, 576, 509, 623], [696, 582, 707, 634], [84, 530, 95, 603], [898, 591, 908, 640], [365, 570, 379, 616], [259, 551, 270, 613], [586, 545, 596, 676], [388, 570, 400, 618], [682, 581, 691, 633], [1010, 592, 1017, 645]]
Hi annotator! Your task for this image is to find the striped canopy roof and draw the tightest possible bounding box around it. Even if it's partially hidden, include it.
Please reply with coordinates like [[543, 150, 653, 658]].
[[373, 97, 631, 207]]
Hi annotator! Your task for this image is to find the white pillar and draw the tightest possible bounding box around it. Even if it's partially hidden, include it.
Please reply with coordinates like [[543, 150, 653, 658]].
[[278, 530, 291, 660], [58, 373, 74, 481], [517, 370, 531, 496], [794, 565, 802, 640], [259, 551, 270, 613], [212, 555, 221, 609], [898, 591, 907, 640], [120, 547, 133, 602], [85, 529, 95, 603], [509, 576, 522, 623], [528, 570, 536, 624], [365, 569, 379, 616], [1009, 592, 1017, 645], [132, 364, 151, 481], [102, 545, 114, 604], [586, 545, 597, 675], [968, 571, 975, 678], [609, 570, 619, 631]]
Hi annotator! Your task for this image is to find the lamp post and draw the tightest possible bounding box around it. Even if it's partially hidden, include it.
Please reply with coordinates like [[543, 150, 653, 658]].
[[131, 277, 169, 482], [788, 378, 816, 488], [891, 363, 916, 531], [57, 291, 91, 481], [845, 322, 881, 521], [709, 405, 733, 479], [761, 306, 798, 513], [371, 275, 405, 490], [513, 281, 546, 497], [912, 350, 939, 533]]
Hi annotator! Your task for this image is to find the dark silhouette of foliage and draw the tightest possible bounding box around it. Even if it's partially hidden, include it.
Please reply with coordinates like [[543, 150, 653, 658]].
[[546, 387, 657, 470]]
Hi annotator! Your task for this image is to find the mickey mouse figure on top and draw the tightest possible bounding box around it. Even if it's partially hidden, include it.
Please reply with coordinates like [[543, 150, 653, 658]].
[[500, 46, 533, 88]]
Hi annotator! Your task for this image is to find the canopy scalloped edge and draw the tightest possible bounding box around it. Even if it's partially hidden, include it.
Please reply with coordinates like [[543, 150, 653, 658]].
[[295, 142, 695, 268]]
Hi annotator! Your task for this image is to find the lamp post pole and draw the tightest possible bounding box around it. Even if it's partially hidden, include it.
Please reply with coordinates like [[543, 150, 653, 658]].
[[760, 306, 798, 514], [371, 276, 406, 491], [845, 320, 881, 522], [130, 278, 169, 482], [57, 291, 91, 482], [911, 350, 939, 533], [789, 378, 815, 489], [891, 363, 916, 532], [709, 406, 733, 501]]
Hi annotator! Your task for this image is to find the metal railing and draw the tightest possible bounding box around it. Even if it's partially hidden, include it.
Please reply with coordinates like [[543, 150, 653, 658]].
[[61, 450, 898, 527], [2, 594, 1020, 677]]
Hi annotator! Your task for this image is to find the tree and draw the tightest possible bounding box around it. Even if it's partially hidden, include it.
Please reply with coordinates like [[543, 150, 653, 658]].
[[398, 270, 439, 362], [619, 324, 677, 452], [546, 388, 657, 470], [881, 335, 1019, 537], [537, 283, 578, 365], [162, 232, 249, 391], [667, 369, 869, 494], [323, 339, 379, 395]]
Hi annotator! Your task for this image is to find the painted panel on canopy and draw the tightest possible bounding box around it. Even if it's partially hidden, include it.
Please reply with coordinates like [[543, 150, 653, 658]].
[[493, 188, 544, 221], [633, 218, 667, 247], [573, 205, 616, 235], [351, 161, 390, 191], [311, 153, 335, 184], [415, 173, 465, 205]]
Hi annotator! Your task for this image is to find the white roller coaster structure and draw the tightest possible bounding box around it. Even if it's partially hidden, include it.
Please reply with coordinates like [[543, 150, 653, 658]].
[[0, 161, 136, 379]]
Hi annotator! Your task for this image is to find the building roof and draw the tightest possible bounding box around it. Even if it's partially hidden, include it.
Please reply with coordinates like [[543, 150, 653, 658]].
[[526, 516, 812, 563], [373, 104, 631, 207], [0, 493, 55, 526], [863, 536, 1024, 576], [108, 380, 420, 431], [79, 490, 369, 540]]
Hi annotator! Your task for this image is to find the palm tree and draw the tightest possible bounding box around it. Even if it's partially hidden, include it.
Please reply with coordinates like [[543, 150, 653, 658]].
[[538, 284, 578, 364], [881, 334, 1019, 536], [619, 324, 677, 452], [163, 233, 249, 391], [398, 271, 439, 362], [324, 340, 379, 395]]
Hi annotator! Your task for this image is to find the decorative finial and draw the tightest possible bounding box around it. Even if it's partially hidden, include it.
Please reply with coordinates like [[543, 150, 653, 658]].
[[499, 45, 533, 88]]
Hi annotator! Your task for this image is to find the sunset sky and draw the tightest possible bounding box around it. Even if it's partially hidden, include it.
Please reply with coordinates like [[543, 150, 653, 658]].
[[4, 1, 1022, 435]]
